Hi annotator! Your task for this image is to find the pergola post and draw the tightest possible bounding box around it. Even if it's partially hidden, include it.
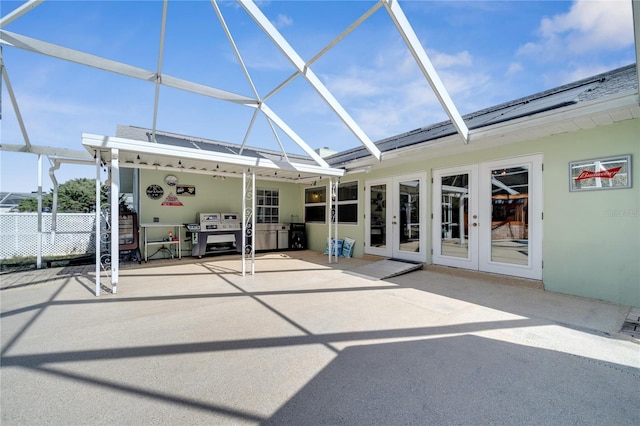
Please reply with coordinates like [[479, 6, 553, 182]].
[[242, 170, 256, 276], [328, 178, 339, 264], [110, 148, 119, 294], [94, 151, 101, 297]]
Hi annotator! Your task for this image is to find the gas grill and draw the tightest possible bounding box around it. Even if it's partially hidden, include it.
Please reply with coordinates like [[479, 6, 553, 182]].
[[188, 212, 242, 257]]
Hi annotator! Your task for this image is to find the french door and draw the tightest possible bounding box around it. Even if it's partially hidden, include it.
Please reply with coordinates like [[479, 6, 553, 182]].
[[432, 155, 543, 280], [365, 173, 426, 263]]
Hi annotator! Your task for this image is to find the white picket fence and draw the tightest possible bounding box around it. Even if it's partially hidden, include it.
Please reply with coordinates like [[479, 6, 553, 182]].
[[0, 213, 96, 260]]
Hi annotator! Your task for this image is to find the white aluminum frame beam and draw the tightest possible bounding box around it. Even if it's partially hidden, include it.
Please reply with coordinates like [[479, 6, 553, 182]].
[[382, 0, 469, 144], [0, 30, 257, 106], [150, 0, 169, 142], [1, 51, 32, 150], [239, 0, 382, 161], [0, 0, 44, 28]]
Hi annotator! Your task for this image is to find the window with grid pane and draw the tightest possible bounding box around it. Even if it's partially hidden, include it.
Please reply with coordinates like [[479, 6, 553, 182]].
[[256, 188, 279, 223]]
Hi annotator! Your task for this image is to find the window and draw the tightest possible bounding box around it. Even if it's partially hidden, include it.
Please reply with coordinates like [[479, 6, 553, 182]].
[[337, 181, 358, 224], [305, 186, 326, 223], [257, 188, 279, 223]]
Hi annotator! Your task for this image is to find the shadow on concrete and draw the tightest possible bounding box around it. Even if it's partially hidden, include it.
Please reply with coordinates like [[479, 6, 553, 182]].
[[265, 335, 640, 425], [2, 254, 638, 424], [386, 268, 632, 340]]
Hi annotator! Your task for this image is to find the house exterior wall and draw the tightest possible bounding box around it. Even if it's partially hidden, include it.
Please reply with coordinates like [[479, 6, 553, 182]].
[[305, 118, 639, 307], [137, 169, 303, 245], [131, 119, 638, 307]]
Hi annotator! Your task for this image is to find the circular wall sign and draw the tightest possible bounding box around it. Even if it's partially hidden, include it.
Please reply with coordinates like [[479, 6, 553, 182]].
[[165, 174, 178, 186], [146, 184, 164, 200]]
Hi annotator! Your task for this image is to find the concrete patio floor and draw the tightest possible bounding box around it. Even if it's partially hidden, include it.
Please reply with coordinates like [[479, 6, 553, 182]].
[[1, 251, 639, 425]]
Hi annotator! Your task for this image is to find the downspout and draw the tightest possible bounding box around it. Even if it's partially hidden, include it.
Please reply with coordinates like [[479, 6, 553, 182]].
[[48, 158, 60, 244], [37, 154, 42, 269]]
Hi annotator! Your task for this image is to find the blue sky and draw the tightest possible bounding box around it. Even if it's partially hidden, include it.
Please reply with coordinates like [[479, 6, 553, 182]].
[[1, 0, 636, 193]]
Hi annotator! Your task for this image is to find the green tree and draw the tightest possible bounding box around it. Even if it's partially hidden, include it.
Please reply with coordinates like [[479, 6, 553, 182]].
[[16, 178, 109, 212]]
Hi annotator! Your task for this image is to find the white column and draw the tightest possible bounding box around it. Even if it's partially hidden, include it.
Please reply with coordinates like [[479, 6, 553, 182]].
[[95, 151, 101, 297], [328, 179, 333, 264], [241, 170, 256, 276], [334, 179, 339, 264], [110, 149, 119, 294], [242, 171, 247, 276]]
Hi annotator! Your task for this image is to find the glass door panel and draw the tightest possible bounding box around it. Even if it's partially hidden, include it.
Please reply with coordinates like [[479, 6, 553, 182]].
[[489, 166, 529, 266], [440, 174, 469, 259], [397, 179, 420, 254], [369, 184, 387, 249]]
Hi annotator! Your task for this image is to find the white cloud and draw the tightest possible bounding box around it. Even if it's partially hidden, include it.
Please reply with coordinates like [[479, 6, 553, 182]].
[[517, 0, 634, 59], [429, 50, 473, 69], [506, 62, 524, 78], [317, 43, 487, 139], [272, 14, 292, 29]]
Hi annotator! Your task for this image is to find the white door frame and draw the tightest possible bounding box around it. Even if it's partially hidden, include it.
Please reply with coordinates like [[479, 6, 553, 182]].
[[365, 178, 392, 258], [432, 154, 543, 280], [365, 173, 427, 262]]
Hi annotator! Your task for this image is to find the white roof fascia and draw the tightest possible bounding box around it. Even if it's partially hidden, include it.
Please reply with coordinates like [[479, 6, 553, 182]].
[[0, 0, 44, 28], [470, 92, 640, 142], [82, 133, 345, 178], [239, 0, 382, 161], [633, 0, 640, 97], [1, 143, 93, 159], [341, 92, 640, 170], [382, 0, 470, 144], [0, 30, 257, 106]]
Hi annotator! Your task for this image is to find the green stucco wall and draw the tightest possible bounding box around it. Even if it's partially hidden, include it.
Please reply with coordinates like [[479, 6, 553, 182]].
[[306, 119, 639, 307], [133, 119, 638, 307], [538, 119, 639, 307], [136, 170, 302, 251]]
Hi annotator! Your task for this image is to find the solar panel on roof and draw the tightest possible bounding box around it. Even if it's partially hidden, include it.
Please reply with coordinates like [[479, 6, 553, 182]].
[[154, 134, 199, 149]]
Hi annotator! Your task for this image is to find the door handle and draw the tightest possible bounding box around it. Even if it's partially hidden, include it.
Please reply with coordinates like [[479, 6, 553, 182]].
[[392, 221, 397, 225], [472, 222, 478, 227]]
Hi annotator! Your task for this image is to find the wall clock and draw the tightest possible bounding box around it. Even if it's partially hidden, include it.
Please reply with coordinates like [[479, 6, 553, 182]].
[[165, 174, 178, 186]]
